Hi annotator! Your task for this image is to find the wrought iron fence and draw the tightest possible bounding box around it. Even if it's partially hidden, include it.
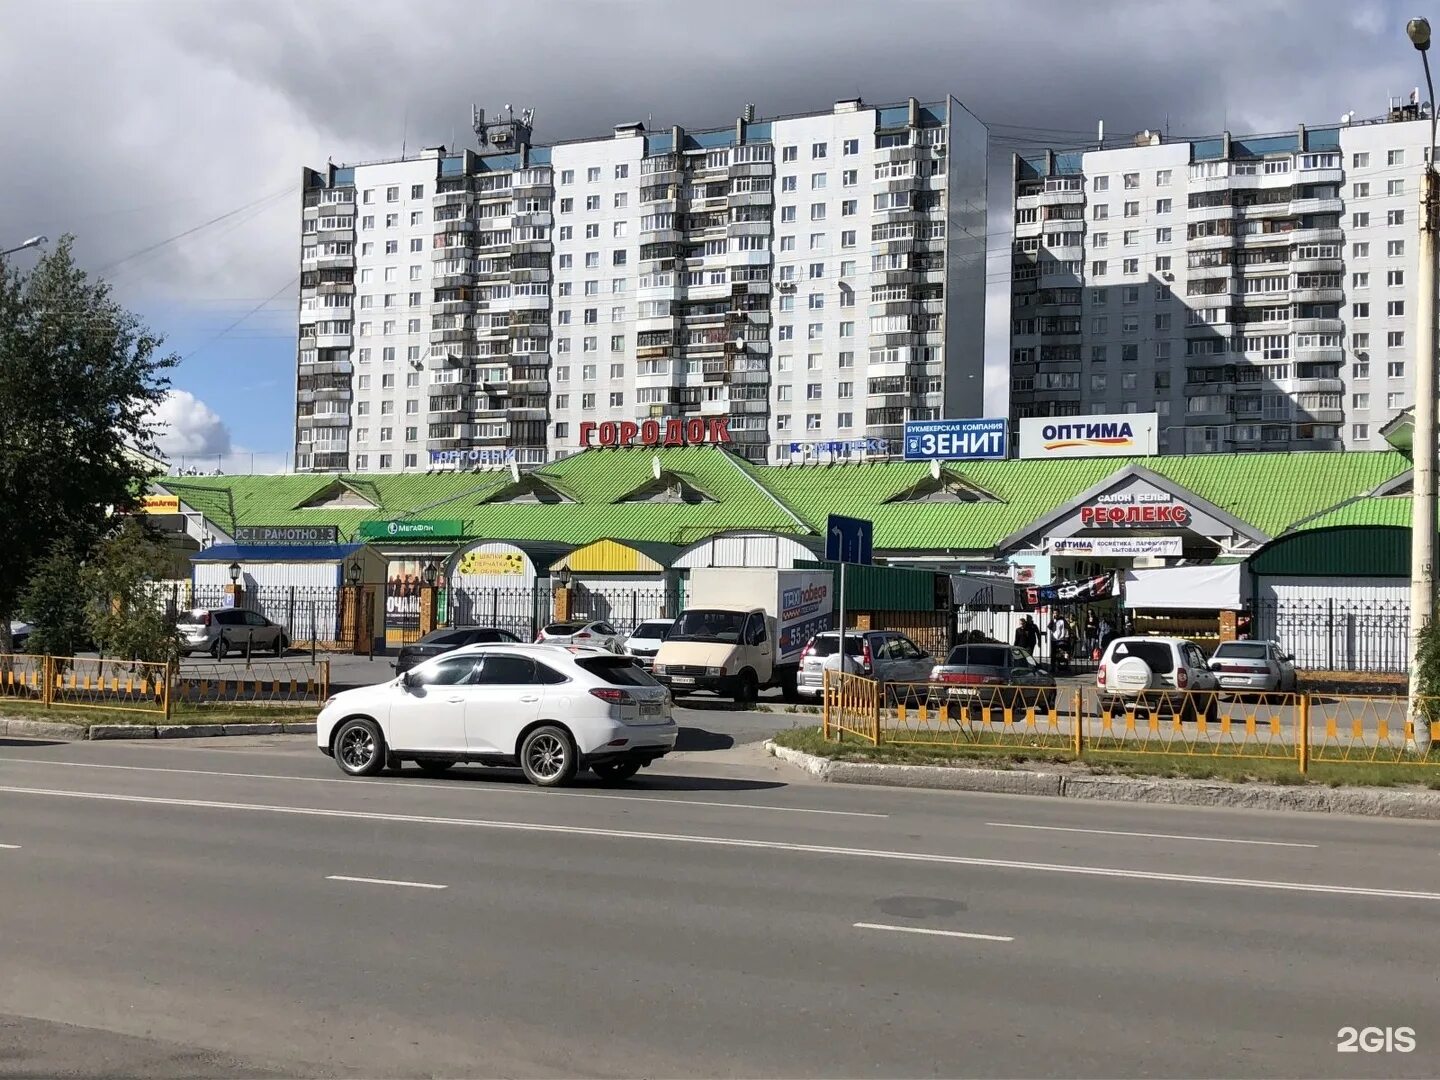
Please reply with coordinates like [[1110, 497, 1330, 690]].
[[183, 584, 347, 651], [570, 585, 678, 636], [1254, 597, 1409, 674], [448, 584, 554, 642]]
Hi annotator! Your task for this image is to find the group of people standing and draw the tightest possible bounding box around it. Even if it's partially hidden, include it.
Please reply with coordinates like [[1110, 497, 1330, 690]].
[[1012, 609, 1118, 672]]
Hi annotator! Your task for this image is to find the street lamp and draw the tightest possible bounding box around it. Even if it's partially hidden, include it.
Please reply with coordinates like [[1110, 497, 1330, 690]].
[[0, 235, 46, 258], [227, 562, 242, 584], [554, 566, 571, 589], [1407, 15, 1437, 753], [347, 558, 363, 586], [421, 561, 438, 587]]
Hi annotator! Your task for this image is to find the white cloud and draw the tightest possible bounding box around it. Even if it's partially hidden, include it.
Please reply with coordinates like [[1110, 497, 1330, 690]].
[[148, 390, 233, 458]]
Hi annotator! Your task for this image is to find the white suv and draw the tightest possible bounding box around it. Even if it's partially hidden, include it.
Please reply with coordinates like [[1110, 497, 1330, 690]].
[[1096, 636, 1219, 721], [317, 644, 677, 787]]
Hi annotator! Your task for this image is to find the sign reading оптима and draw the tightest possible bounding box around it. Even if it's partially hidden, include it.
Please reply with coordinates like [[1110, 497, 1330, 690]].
[[1018, 413, 1158, 459], [357, 519, 464, 540], [233, 525, 340, 545]]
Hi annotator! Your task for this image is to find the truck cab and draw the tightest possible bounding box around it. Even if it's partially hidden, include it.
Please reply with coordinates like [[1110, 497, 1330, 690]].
[[652, 607, 774, 702]]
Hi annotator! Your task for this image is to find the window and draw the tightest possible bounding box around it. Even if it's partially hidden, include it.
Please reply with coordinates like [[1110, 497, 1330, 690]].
[[1090, 345, 1107, 364], [1388, 392, 1405, 409], [385, 213, 398, 228], [1091, 260, 1107, 277], [780, 206, 797, 223], [841, 199, 857, 216], [615, 163, 629, 179], [1090, 373, 1107, 392], [1124, 229, 1139, 247], [1093, 176, 1109, 192], [1387, 300, 1405, 317], [782, 145, 798, 162], [1155, 198, 1172, 214], [778, 326, 793, 341], [584, 223, 599, 239], [1155, 169, 1171, 186], [1389, 360, 1406, 377], [810, 203, 826, 221], [1388, 178, 1406, 196], [1352, 302, 1370, 318], [809, 262, 824, 279], [1353, 392, 1370, 409], [1123, 258, 1139, 274], [1388, 331, 1405, 348], [842, 138, 860, 156], [808, 293, 824, 310], [1092, 204, 1109, 221], [807, 323, 822, 339], [811, 172, 827, 189], [1388, 209, 1405, 226], [1388, 240, 1405, 256], [1353, 242, 1370, 258], [806, 383, 822, 400], [585, 252, 600, 268], [559, 197, 574, 213], [842, 169, 858, 186], [609, 391, 623, 407], [1155, 227, 1172, 245], [1154, 313, 1171, 331], [841, 230, 856, 247], [1354, 361, 1370, 378], [1353, 423, 1370, 440], [585, 167, 600, 183], [1091, 317, 1108, 334], [581, 393, 595, 409], [1353, 152, 1370, 168], [1352, 272, 1369, 288], [1388, 149, 1405, 166], [1353, 212, 1370, 228], [809, 233, 824, 250], [586, 195, 600, 211], [1387, 269, 1405, 287], [1123, 173, 1139, 189], [385, 240, 398, 254], [1123, 201, 1139, 218], [812, 142, 827, 159], [386, 186, 399, 203]]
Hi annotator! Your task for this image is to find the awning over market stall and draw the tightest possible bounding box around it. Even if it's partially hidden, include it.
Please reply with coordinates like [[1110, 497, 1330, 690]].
[[1123, 563, 1250, 611]]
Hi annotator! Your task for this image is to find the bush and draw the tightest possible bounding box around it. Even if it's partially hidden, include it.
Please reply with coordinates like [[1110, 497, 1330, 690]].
[[82, 519, 179, 664], [17, 542, 88, 657]]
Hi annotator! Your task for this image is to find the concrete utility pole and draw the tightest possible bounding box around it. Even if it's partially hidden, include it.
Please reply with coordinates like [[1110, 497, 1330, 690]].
[[1406, 16, 1437, 753]]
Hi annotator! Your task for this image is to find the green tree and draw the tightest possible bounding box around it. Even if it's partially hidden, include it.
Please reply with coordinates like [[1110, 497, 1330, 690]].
[[0, 236, 174, 652], [16, 541, 88, 658], [83, 519, 179, 664]]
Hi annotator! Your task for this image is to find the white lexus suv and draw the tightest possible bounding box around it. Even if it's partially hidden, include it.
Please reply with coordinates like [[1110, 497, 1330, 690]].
[[317, 643, 677, 787]]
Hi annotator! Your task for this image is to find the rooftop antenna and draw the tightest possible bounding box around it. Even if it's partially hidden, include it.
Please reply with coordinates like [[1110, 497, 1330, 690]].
[[652, 455, 663, 480], [1097, 118, 1104, 147], [930, 459, 941, 480], [401, 103, 409, 157]]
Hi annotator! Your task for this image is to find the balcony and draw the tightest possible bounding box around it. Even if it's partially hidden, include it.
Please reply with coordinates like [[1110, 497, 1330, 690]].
[[300, 358, 353, 376], [731, 399, 769, 415], [315, 253, 355, 270], [727, 161, 773, 180], [314, 332, 352, 349], [1291, 287, 1343, 304], [1287, 226, 1343, 246], [728, 190, 773, 207], [427, 406, 472, 424], [1292, 257, 1342, 274], [313, 387, 352, 404], [432, 299, 475, 316], [1290, 196, 1344, 216], [429, 326, 471, 345], [1037, 188, 1085, 207], [1186, 232, 1236, 252], [1293, 317, 1343, 334], [433, 190, 473, 209], [1289, 377, 1345, 394], [508, 405, 548, 421], [1187, 203, 1236, 223]]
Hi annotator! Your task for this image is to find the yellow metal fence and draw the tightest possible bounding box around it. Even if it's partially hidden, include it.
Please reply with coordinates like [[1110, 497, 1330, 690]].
[[821, 671, 1440, 774], [0, 654, 329, 716]]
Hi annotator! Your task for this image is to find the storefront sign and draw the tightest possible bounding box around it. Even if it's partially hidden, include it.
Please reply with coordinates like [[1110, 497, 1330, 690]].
[[233, 525, 340, 546], [1023, 573, 1117, 608], [140, 494, 180, 514], [784, 437, 890, 459], [904, 418, 1008, 460], [429, 448, 516, 467], [358, 519, 464, 540], [1079, 491, 1191, 527], [457, 550, 526, 576], [1019, 412, 1158, 459], [1049, 536, 1183, 557], [579, 416, 731, 448]]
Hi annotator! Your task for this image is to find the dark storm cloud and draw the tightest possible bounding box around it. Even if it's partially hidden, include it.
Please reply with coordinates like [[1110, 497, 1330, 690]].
[[0, 0, 1418, 420]]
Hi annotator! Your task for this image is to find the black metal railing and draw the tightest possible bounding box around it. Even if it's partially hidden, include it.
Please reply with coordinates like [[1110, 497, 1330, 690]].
[[1254, 597, 1409, 674]]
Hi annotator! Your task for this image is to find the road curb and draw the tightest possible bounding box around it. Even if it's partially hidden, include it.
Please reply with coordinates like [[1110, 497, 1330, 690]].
[[0, 714, 316, 741], [764, 742, 1440, 820]]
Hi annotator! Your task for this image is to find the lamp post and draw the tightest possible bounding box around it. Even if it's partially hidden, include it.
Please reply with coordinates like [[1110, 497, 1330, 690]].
[[1407, 16, 1437, 753], [347, 559, 363, 587], [421, 561, 438, 587], [0, 235, 46, 258], [227, 562, 241, 584]]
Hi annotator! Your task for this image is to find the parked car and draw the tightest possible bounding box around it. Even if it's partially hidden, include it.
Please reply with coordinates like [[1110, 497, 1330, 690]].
[[535, 619, 622, 652], [622, 619, 675, 670], [395, 626, 521, 674], [317, 643, 677, 787], [1207, 639, 1297, 695], [1096, 636, 1219, 720], [178, 607, 288, 659], [796, 630, 933, 699], [928, 642, 1056, 711]]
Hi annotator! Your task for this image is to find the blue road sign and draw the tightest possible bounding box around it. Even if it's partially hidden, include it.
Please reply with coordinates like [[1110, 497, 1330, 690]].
[[903, 417, 1008, 460], [826, 513, 873, 566]]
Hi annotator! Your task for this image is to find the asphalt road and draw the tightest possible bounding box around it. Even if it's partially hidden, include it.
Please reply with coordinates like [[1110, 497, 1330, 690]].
[[2, 734, 1438, 1079]]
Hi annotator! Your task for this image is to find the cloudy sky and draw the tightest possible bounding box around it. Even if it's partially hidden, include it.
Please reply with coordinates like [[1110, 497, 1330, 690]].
[[0, 0, 1420, 470]]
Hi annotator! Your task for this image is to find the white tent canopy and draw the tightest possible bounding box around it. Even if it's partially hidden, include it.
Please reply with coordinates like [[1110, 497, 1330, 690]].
[[1123, 563, 1250, 611]]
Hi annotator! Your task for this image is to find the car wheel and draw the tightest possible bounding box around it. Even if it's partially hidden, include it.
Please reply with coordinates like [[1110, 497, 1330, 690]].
[[779, 667, 799, 703], [1034, 692, 1055, 715], [592, 761, 641, 783], [414, 758, 455, 777], [212, 637, 229, 660], [333, 718, 386, 777], [274, 634, 288, 657], [519, 724, 578, 787], [734, 669, 758, 705]]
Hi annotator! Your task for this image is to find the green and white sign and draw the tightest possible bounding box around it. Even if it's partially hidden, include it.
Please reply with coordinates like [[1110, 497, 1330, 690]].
[[358, 519, 464, 540]]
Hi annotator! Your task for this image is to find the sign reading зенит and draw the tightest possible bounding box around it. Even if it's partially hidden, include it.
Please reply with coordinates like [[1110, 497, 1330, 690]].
[[1018, 413, 1158, 459], [357, 519, 464, 540], [903, 418, 1008, 460]]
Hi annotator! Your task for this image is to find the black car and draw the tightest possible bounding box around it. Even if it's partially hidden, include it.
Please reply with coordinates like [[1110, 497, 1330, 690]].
[[394, 626, 521, 673]]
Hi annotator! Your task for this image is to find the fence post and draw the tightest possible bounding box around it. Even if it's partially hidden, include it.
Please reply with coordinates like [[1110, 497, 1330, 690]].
[[631, 591, 638, 633], [1297, 692, 1310, 775], [310, 601, 318, 664], [1326, 598, 1335, 671], [1072, 687, 1084, 757], [871, 677, 882, 746], [287, 587, 296, 643], [321, 659, 330, 703], [164, 660, 175, 721], [491, 589, 499, 628], [822, 669, 831, 739], [42, 654, 53, 709]]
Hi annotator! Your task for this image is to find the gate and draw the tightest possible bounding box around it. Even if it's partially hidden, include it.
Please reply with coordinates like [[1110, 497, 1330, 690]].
[[448, 584, 554, 642]]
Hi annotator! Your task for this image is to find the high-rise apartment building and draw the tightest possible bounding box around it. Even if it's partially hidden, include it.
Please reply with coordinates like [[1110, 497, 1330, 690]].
[[295, 97, 987, 473], [1009, 101, 1433, 454]]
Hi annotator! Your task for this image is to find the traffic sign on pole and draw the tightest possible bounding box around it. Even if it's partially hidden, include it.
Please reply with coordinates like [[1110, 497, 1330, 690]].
[[825, 514, 873, 566]]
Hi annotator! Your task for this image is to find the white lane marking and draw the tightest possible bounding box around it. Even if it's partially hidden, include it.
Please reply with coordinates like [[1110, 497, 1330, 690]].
[[985, 822, 1319, 849], [854, 922, 1013, 942], [0, 784, 1435, 902], [0, 843, 20, 850], [0, 757, 885, 819], [326, 875, 446, 890]]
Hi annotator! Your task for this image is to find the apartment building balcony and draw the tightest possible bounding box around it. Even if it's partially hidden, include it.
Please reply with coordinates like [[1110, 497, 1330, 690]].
[[314, 282, 355, 297], [429, 326, 472, 345], [508, 267, 550, 285], [318, 194, 355, 215], [307, 452, 350, 470], [699, 396, 730, 415], [1288, 377, 1345, 394], [1036, 188, 1085, 207], [312, 387, 353, 405], [1292, 257, 1342, 274], [315, 254, 355, 270], [727, 249, 770, 267], [878, 331, 920, 349], [1236, 200, 1296, 221], [1294, 166, 1342, 185], [315, 228, 354, 245], [1186, 232, 1236, 252], [512, 240, 552, 256], [507, 406, 548, 421], [300, 358, 353, 377], [1291, 287, 1343, 304], [471, 429, 511, 448], [1296, 407, 1345, 424], [433, 190, 474, 210], [471, 404, 509, 421], [726, 221, 769, 239], [870, 298, 918, 317], [427, 406, 473, 425], [432, 246, 473, 262], [431, 299, 476, 316], [1187, 203, 1236, 224], [1186, 281, 1241, 303], [728, 190, 773, 207], [507, 322, 549, 339], [509, 378, 549, 395], [727, 160, 773, 179], [729, 398, 769, 415], [1291, 345, 1344, 364], [728, 369, 770, 387], [875, 268, 919, 286], [1287, 226, 1343, 246], [1289, 196, 1344, 216], [314, 332, 352, 350], [1293, 317, 1343, 334]]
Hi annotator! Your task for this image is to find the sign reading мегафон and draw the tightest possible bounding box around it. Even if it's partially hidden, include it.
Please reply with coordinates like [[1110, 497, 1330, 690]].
[[233, 525, 340, 546]]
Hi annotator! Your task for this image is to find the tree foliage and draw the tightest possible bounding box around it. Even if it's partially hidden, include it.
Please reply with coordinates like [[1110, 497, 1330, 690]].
[[16, 541, 88, 658], [0, 237, 174, 650], [82, 518, 180, 664]]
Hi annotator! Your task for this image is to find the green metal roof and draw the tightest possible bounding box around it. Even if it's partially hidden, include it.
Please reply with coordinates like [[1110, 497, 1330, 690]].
[[157, 447, 1412, 553], [1289, 495, 1415, 531]]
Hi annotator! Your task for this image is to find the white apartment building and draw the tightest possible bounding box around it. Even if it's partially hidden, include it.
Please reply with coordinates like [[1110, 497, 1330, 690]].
[[295, 97, 987, 473], [1009, 102, 1435, 453]]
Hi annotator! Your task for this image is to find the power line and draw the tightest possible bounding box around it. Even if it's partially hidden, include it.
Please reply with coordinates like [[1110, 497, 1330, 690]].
[[180, 275, 300, 363], [95, 185, 295, 276]]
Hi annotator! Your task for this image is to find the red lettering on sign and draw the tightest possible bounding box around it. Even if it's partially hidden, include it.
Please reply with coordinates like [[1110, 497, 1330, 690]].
[[640, 419, 660, 445], [706, 416, 732, 443], [579, 422, 597, 448], [597, 421, 618, 446], [685, 418, 705, 444], [663, 419, 686, 445], [618, 421, 638, 445], [1078, 502, 1192, 527]]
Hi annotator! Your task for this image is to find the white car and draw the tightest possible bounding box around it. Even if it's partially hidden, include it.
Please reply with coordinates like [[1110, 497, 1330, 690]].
[[317, 643, 677, 787], [535, 619, 622, 652], [1096, 636, 1220, 721], [1208, 639, 1298, 694], [622, 619, 675, 670]]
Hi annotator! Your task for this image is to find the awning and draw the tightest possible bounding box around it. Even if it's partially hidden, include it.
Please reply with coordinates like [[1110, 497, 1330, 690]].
[[1123, 563, 1249, 611], [551, 539, 682, 574], [950, 572, 1021, 608], [192, 544, 364, 563]]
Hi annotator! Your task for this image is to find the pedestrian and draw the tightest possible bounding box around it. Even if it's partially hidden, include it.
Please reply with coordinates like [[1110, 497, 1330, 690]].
[[1013, 615, 1038, 656], [1049, 612, 1071, 672], [1098, 614, 1114, 655], [1084, 611, 1099, 657]]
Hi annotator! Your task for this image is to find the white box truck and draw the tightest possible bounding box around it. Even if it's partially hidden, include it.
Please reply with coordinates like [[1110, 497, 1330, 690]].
[[652, 568, 834, 702]]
